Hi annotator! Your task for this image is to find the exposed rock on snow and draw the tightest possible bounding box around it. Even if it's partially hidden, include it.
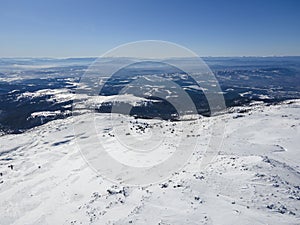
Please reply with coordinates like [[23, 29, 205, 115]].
[[0, 100, 299, 224]]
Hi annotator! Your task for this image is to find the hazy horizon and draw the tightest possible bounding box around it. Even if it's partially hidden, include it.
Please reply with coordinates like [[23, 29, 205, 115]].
[[1, 55, 300, 59]]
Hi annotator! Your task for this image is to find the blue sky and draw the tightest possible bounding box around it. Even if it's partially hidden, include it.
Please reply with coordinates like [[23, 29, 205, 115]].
[[0, 0, 299, 57]]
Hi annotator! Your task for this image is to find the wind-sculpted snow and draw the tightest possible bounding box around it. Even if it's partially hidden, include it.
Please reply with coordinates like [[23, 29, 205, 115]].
[[0, 100, 299, 224]]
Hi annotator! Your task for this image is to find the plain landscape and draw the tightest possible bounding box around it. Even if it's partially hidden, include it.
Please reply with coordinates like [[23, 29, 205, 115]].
[[0, 57, 299, 224]]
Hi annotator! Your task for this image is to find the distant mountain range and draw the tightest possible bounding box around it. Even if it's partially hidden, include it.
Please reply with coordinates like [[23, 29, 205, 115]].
[[0, 57, 299, 134]]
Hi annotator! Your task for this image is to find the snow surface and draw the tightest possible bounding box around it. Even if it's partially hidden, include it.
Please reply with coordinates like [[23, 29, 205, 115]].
[[0, 100, 299, 224]]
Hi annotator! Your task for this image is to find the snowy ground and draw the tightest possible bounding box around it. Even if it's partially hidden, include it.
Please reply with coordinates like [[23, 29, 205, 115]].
[[0, 100, 299, 225]]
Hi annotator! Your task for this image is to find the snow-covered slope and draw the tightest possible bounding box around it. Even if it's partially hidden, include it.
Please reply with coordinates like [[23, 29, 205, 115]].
[[0, 100, 299, 225]]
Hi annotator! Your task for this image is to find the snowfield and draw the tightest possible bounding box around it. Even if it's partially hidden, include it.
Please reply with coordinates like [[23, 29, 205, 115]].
[[0, 100, 299, 225]]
